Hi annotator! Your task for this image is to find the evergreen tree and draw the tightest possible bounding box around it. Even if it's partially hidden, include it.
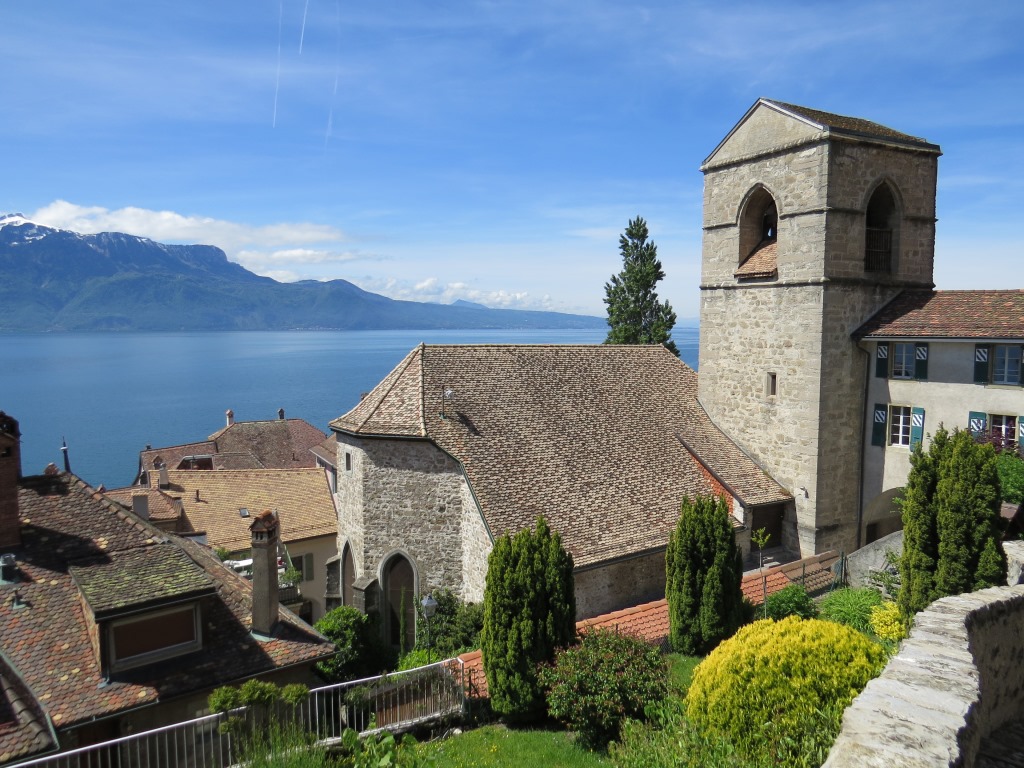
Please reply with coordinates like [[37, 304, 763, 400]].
[[604, 216, 679, 356], [481, 516, 575, 721], [666, 494, 744, 655], [898, 427, 1007, 617]]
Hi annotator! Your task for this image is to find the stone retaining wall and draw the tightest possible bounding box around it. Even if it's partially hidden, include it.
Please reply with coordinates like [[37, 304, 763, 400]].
[[824, 584, 1024, 767]]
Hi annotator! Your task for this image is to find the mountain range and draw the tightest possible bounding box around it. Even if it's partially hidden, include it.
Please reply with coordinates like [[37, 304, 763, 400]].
[[0, 214, 605, 332]]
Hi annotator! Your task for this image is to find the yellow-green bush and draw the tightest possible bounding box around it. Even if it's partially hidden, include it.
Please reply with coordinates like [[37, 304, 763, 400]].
[[870, 601, 907, 642], [686, 616, 886, 766]]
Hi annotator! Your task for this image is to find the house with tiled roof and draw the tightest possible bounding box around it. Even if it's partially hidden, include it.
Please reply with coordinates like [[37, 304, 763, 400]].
[[0, 411, 334, 760], [698, 97, 1022, 555], [107, 467, 338, 622], [328, 343, 790, 640], [134, 409, 327, 484], [854, 290, 1024, 540]]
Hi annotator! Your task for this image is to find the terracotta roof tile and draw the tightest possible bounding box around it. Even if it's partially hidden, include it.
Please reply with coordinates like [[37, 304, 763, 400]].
[[734, 240, 778, 279], [102, 486, 181, 523], [577, 598, 671, 647], [2, 473, 335, 731], [158, 469, 337, 553], [331, 345, 789, 568], [856, 290, 1024, 340]]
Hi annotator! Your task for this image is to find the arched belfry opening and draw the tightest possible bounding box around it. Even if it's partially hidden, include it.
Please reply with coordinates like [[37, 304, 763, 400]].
[[736, 186, 779, 280], [382, 553, 416, 651], [342, 543, 355, 607], [865, 182, 900, 274]]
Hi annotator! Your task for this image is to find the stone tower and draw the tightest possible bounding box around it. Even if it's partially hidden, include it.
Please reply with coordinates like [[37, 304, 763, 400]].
[[697, 99, 940, 555]]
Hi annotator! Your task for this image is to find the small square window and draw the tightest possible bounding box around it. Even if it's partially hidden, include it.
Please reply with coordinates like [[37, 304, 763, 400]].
[[766, 372, 777, 397]]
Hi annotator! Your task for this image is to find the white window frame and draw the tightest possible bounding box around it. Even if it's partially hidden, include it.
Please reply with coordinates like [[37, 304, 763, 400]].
[[891, 342, 915, 379], [993, 345, 1022, 385], [990, 414, 1017, 445], [889, 405, 912, 446]]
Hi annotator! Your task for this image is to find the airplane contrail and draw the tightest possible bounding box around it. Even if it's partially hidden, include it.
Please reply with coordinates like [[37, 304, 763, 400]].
[[299, 0, 310, 54]]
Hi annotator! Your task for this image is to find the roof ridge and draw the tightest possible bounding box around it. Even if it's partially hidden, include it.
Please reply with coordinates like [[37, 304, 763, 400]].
[[418, 342, 427, 437]]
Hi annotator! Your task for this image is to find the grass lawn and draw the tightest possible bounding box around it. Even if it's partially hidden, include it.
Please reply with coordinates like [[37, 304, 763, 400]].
[[416, 725, 610, 767], [666, 653, 703, 695]]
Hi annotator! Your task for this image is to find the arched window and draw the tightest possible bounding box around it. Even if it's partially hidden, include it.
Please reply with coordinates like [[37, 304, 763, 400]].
[[736, 187, 779, 280], [383, 554, 416, 651], [865, 183, 899, 274], [342, 544, 355, 607]]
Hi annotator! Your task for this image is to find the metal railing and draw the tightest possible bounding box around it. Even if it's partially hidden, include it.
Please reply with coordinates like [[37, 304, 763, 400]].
[[13, 659, 468, 768]]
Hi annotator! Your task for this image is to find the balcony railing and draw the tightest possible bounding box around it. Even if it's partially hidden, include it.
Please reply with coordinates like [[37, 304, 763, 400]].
[[865, 228, 892, 273], [13, 659, 471, 768]]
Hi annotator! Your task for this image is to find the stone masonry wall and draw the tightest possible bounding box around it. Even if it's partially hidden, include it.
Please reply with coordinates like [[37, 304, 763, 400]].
[[460, 481, 491, 604], [824, 585, 1024, 768], [574, 551, 666, 620]]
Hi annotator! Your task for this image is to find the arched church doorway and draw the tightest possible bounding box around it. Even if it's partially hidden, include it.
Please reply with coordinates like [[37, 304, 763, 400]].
[[383, 553, 416, 651]]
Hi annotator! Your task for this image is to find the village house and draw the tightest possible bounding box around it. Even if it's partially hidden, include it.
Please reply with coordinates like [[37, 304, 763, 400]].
[[0, 411, 335, 763], [106, 467, 338, 622], [134, 409, 327, 484], [327, 343, 791, 641]]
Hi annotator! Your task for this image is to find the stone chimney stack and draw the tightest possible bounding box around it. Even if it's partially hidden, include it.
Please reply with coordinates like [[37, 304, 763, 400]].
[[226, 409, 235, 428], [0, 412, 22, 550], [131, 493, 150, 521], [249, 509, 280, 638], [277, 408, 285, 420]]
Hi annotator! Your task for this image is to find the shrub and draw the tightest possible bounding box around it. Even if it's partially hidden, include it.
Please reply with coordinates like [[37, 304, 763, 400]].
[[539, 629, 667, 747], [314, 606, 394, 682], [819, 587, 883, 633], [997, 451, 1024, 505], [686, 616, 887, 766], [413, 587, 483, 658], [666, 494, 744, 655], [482, 516, 575, 721], [869, 602, 907, 643], [763, 584, 818, 620]]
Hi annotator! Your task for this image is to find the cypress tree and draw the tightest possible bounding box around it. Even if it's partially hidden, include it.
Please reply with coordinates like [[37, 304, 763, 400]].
[[897, 428, 947, 616], [667, 494, 744, 655], [482, 516, 575, 721]]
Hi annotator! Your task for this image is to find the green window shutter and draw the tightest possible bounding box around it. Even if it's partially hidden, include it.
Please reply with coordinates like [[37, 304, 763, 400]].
[[304, 553, 314, 582], [871, 404, 888, 446], [968, 411, 988, 436], [974, 344, 990, 384], [910, 407, 925, 449], [875, 343, 889, 378], [914, 342, 929, 380]]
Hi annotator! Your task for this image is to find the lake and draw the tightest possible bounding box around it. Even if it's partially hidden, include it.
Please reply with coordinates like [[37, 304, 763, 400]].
[[0, 327, 699, 488]]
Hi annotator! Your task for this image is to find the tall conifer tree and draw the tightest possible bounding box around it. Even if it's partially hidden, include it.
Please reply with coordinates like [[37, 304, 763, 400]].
[[481, 516, 575, 720], [604, 216, 679, 356], [666, 494, 744, 655]]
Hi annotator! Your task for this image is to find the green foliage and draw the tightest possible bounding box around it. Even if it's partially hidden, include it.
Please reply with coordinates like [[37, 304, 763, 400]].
[[239, 679, 280, 706], [665, 654, 703, 697], [997, 451, 1024, 505], [870, 602, 907, 643], [539, 629, 668, 747], [603, 216, 679, 356], [900, 428, 1007, 617], [763, 584, 818, 620], [413, 588, 483, 658], [214, 546, 232, 562], [397, 648, 433, 671], [280, 683, 309, 708], [819, 588, 883, 633], [686, 617, 886, 766], [481, 516, 576, 721], [336, 730, 426, 768], [665, 494, 744, 655], [208, 685, 242, 714], [314, 606, 394, 682], [236, 721, 330, 768], [417, 725, 609, 767]]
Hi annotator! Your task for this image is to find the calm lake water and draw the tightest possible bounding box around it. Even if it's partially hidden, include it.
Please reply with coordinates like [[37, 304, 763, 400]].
[[0, 327, 699, 488]]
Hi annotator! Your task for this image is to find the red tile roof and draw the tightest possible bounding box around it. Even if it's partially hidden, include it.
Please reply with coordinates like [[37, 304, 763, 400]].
[[735, 241, 778, 279], [856, 290, 1024, 340], [2, 472, 335, 734], [331, 345, 789, 568]]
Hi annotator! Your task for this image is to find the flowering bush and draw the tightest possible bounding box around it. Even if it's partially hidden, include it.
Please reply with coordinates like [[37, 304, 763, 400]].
[[687, 617, 886, 765], [539, 629, 667, 747], [870, 601, 908, 642]]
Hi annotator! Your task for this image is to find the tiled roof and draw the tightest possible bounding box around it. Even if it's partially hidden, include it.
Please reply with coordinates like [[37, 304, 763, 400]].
[[577, 599, 671, 647], [735, 241, 778, 279], [763, 99, 938, 149], [331, 345, 789, 568], [310, 435, 337, 467], [138, 419, 327, 478], [160, 468, 337, 552], [0, 660, 55, 764], [1, 473, 335, 731], [69, 546, 215, 618], [856, 290, 1024, 340], [102, 486, 182, 524]]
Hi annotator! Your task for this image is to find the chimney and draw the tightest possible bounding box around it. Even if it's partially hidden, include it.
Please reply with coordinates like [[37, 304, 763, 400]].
[[0, 412, 22, 550], [131, 493, 150, 521], [226, 409, 235, 427], [277, 408, 285, 420], [158, 463, 170, 490], [249, 509, 280, 638]]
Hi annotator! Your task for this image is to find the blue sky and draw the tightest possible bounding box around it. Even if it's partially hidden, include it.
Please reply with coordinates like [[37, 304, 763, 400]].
[[2, 1, 1021, 319]]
